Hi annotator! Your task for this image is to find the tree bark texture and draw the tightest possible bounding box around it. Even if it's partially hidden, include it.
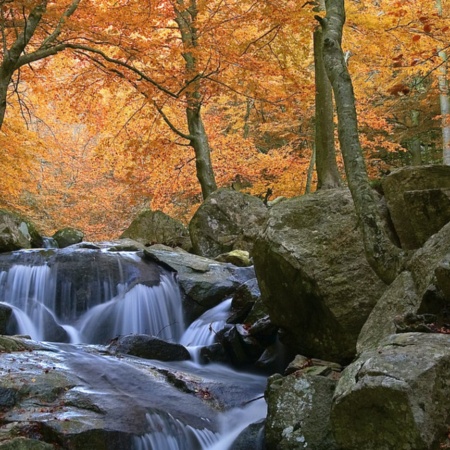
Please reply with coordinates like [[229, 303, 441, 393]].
[[317, 0, 405, 284], [313, 26, 341, 189], [175, 0, 217, 199]]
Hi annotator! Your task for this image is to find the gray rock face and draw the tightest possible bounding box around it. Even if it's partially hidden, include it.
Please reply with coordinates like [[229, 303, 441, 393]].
[[358, 220, 450, 353], [332, 333, 450, 450], [144, 245, 255, 321], [52, 227, 84, 248], [265, 372, 338, 450], [253, 189, 387, 363], [0, 209, 42, 252], [0, 303, 12, 334], [382, 165, 450, 249], [189, 188, 268, 258], [121, 209, 191, 251], [109, 334, 190, 361]]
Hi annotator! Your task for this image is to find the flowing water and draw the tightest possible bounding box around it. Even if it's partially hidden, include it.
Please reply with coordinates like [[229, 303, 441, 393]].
[[0, 247, 267, 449]]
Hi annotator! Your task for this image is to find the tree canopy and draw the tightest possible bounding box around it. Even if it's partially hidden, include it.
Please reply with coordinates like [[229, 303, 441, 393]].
[[0, 0, 448, 240]]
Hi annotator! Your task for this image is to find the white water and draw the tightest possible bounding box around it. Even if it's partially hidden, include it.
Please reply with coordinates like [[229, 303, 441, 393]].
[[0, 250, 267, 450], [0, 262, 184, 344], [180, 299, 232, 362]]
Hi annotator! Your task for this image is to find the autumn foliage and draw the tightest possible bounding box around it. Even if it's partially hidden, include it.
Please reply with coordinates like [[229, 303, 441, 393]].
[[0, 0, 448, 240]]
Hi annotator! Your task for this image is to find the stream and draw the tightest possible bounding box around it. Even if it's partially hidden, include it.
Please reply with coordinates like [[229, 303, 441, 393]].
[[0, 245, 267, 449]]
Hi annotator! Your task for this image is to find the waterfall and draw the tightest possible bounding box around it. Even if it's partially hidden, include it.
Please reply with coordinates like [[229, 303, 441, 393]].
[[0, 247, 267, 450], [0, 249, 184, 344]]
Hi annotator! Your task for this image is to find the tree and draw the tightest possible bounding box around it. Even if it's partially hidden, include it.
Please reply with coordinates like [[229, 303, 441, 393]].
[[0, 0, 81, 129], [313, 24, 341, 189], [316, 0, 406, 284]]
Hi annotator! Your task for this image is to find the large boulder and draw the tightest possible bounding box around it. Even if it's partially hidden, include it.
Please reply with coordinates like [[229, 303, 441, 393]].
[[265, 370, 338, 450], [121, 209, 191, 251], [0, 210, 42, 252], [253, 189, 387, 364], [52, 227, 84, 248], [382, 165, 450, 249], [358, 219, 450, 353], [332, 333, 450, 450], [189, 188, 268, 258]]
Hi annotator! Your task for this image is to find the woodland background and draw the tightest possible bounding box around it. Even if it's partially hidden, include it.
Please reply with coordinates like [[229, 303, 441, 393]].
[[0, 0, 447, 240]]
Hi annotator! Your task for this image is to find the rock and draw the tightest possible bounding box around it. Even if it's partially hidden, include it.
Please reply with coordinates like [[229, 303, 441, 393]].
[[331, 333, 450, 450], [0, 210, 42, 252], [382, 165, 450, 249], [120, 209, 191, 251], [230, 420, 265, 450], [222, 325, 264, 367], [265, 372, 338, 450], [357, 271, 419, 352], [109, 334, 190, 361], [0, 336, 266, 449], [358, 221, 450, 353], [52, 227, 84, 248], [215, 250, 252, 267], [0, 304, 12, 334], [0, 436, 55, 450], [253, 189, 387, 364], [143, 245, 255, 321], [227, 278, 260, 324], [284, 355, 342, 377], [189, 188, 268, 258]]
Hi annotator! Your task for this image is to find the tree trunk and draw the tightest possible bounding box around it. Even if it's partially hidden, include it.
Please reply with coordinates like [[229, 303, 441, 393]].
[[408, 110, 422, 166], [186, 107, 218, 199], [436, 0, 450, 164], [305, 144, 316, 194], [317, 0, 406, 284], [175, 1, 217, 199], [314, 26, 341, 189]]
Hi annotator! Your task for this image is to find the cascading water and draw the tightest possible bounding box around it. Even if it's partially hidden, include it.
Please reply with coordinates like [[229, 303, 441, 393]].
[[0, 246, 267, 450]]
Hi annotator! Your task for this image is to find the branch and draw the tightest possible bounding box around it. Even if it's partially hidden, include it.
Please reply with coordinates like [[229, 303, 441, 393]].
[[40, 0, 81, 48], [153, 100, 193, 140], [16, 43, 67, 67], [66, 43, 179, 99]]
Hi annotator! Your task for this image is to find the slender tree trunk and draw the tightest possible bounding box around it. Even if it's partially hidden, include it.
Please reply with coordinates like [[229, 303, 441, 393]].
[[316, 0, 406, 284], [175, 1, 217, 199], [408, 110, 422, 166], [305, 144, 316, 194], [314, 26, 341, 189], [436, 0, 450, 164]]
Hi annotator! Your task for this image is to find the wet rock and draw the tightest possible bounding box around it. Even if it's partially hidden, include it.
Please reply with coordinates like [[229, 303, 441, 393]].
[[189, 188, 268, 258], [144, 245, 255, 321], [52, 227, 84, 248], [230, 420, 265, 450], [227, 278, 260, 324], [120, 209, 192, 251], [109, 334, 190, 361], [0, 304, 12, 334]]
